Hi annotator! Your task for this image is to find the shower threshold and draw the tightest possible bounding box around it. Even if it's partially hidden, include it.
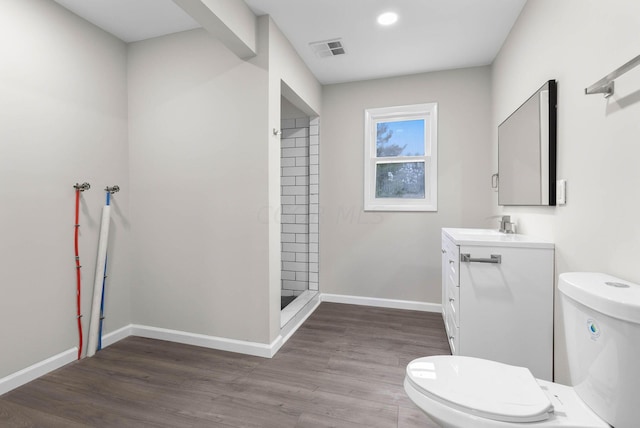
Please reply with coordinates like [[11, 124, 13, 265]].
[[281, 295, 296, 310], [280, 290, 317, 328]]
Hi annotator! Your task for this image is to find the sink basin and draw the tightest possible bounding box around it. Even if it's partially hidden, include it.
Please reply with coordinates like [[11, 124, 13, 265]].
[[443, 228, 554, 249], [455, 228, 503, 236]]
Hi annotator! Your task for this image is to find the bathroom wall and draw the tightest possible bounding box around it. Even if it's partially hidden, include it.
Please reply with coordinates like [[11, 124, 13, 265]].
[[127, 28, 271, 343], [280, 118, 310, 297], [279, 114, 321, 296], [0, 0, 131, 378], [492, 0, 640, 384], [308, 118, 320, 292], [266, 17, 322, 339], [127, 18, 320, 346], [320, 67, 493, 304]]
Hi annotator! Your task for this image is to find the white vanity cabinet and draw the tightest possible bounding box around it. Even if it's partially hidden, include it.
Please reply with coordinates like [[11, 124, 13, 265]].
[[441, 228, 554, 381]]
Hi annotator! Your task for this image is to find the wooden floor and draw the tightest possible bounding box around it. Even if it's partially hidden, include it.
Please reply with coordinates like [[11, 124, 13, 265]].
[[0, 303, 450, 427]]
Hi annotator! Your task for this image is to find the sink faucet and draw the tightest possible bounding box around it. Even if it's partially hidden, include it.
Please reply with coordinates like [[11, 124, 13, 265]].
[[499, 215, 516, 234]]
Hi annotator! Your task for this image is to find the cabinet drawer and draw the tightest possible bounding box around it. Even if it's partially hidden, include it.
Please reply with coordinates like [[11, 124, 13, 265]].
[[445, 310, 459, 355], [446, 281, 460, 328], [445, 240, 460, 287]]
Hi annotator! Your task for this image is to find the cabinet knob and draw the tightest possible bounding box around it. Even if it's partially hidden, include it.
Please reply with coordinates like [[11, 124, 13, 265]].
[[441, 249, 446, 253], [449, 336, 455, 340], [449, 260, 455, 264], [449, 298, 455, 302]]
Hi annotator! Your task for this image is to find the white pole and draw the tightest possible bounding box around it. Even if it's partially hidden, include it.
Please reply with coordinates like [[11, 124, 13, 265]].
[[87, 205, 111, 357]]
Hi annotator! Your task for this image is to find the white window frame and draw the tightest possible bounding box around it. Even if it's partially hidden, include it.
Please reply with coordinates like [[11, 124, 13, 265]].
[[364, 103, 438, 211]]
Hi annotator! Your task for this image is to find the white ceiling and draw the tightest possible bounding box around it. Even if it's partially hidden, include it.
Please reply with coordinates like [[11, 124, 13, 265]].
[[245, 0, 526, 84], [53, 0, 526, 85], [53, 0, 200, 43]]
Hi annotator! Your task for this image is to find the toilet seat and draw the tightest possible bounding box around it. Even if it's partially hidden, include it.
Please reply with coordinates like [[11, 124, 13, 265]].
[[405, 356, 554, 423]]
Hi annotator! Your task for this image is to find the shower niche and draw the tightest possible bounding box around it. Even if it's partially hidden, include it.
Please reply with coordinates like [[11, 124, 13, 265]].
[[280, 96, 319, 322]]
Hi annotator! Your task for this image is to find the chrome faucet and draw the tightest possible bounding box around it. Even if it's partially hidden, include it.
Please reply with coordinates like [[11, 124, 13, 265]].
[[499, 215, 516, 234]]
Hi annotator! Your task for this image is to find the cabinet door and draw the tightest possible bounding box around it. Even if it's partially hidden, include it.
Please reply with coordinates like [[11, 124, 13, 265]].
[[458, 245, 554, 380]]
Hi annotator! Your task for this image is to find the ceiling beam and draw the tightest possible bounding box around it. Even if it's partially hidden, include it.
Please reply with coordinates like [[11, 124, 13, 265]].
[[173, 0, 257, 59]]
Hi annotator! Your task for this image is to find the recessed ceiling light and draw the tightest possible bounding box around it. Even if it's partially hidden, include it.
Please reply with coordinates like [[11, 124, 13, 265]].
[[377, 12, 398, 26]]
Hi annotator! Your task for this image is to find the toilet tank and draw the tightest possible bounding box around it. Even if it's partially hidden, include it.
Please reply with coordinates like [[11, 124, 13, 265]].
[[559, 272, 640, 428]]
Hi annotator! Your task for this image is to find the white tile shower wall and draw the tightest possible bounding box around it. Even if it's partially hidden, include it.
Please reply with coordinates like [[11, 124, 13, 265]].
[[280, 116, 320, 297], [308, 117, 319, 292], [281, 118, 309, 296]]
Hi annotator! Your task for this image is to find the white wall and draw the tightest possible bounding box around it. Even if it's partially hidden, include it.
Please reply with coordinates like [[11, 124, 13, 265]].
[[320, 67, 493, 304], [127, 28, 271, 343], [281, 97, 305, 119], [266, 17, 322, 340], [492, 0, 640, 384], [127, 17, 321, 347], [0, 0, 131, 377]]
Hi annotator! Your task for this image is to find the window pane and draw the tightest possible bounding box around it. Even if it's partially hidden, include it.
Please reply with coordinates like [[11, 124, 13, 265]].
[[376, 120, 425, 157], [376, 162, 425, 198]]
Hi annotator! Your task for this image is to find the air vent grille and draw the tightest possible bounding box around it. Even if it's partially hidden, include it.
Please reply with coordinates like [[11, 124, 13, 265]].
[[309, 39, 346, 58]]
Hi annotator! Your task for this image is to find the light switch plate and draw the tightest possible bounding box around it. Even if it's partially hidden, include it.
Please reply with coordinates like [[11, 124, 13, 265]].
[[556, 179, 566, 205]]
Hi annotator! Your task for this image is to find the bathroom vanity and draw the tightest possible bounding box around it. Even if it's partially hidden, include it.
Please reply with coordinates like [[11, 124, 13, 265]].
[[441, 228, 554, 380]]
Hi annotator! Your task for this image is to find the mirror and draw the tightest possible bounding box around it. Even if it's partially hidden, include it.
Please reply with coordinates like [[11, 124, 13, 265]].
[[498, 80, 557, 206]]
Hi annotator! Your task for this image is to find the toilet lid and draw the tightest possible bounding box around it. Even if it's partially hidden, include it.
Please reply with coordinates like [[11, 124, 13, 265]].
[[406, 356, 553, 423]]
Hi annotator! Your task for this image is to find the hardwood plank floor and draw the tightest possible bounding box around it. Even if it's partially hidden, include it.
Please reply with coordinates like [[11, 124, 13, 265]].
[[0, 303, 449, 427]]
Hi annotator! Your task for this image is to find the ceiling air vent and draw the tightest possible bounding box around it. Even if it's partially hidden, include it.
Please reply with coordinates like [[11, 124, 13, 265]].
[[309, 38, 346, 58]]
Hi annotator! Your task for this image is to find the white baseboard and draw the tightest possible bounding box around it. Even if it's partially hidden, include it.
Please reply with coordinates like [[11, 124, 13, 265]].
[[321, 293, 441, 313], [130, 325, 276, 358], [0, 295, 431, 396], [0, 322, 286, 397], [100, 325, 133, 349], [278, 293, 322, 348], [0, 348, 77, 396], [281, 290, 317, 328], [131, 293, 323, 359]]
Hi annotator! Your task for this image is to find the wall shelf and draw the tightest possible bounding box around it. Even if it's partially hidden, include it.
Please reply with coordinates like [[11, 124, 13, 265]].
[[585, 54, 640, 98]]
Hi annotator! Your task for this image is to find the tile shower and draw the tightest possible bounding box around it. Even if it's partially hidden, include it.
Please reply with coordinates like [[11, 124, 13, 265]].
[[281, 117, 319, 308]]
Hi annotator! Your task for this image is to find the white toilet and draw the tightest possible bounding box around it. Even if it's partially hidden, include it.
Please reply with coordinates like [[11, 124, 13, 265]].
[[404, 272, 640, 428]]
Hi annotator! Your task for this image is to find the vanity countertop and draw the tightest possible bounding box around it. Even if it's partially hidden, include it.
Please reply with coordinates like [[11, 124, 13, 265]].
[[443, 228, 554, 249]]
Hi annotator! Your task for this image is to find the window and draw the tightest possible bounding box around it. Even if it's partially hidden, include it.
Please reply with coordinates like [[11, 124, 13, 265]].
[[364, 103, 438, 211]]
